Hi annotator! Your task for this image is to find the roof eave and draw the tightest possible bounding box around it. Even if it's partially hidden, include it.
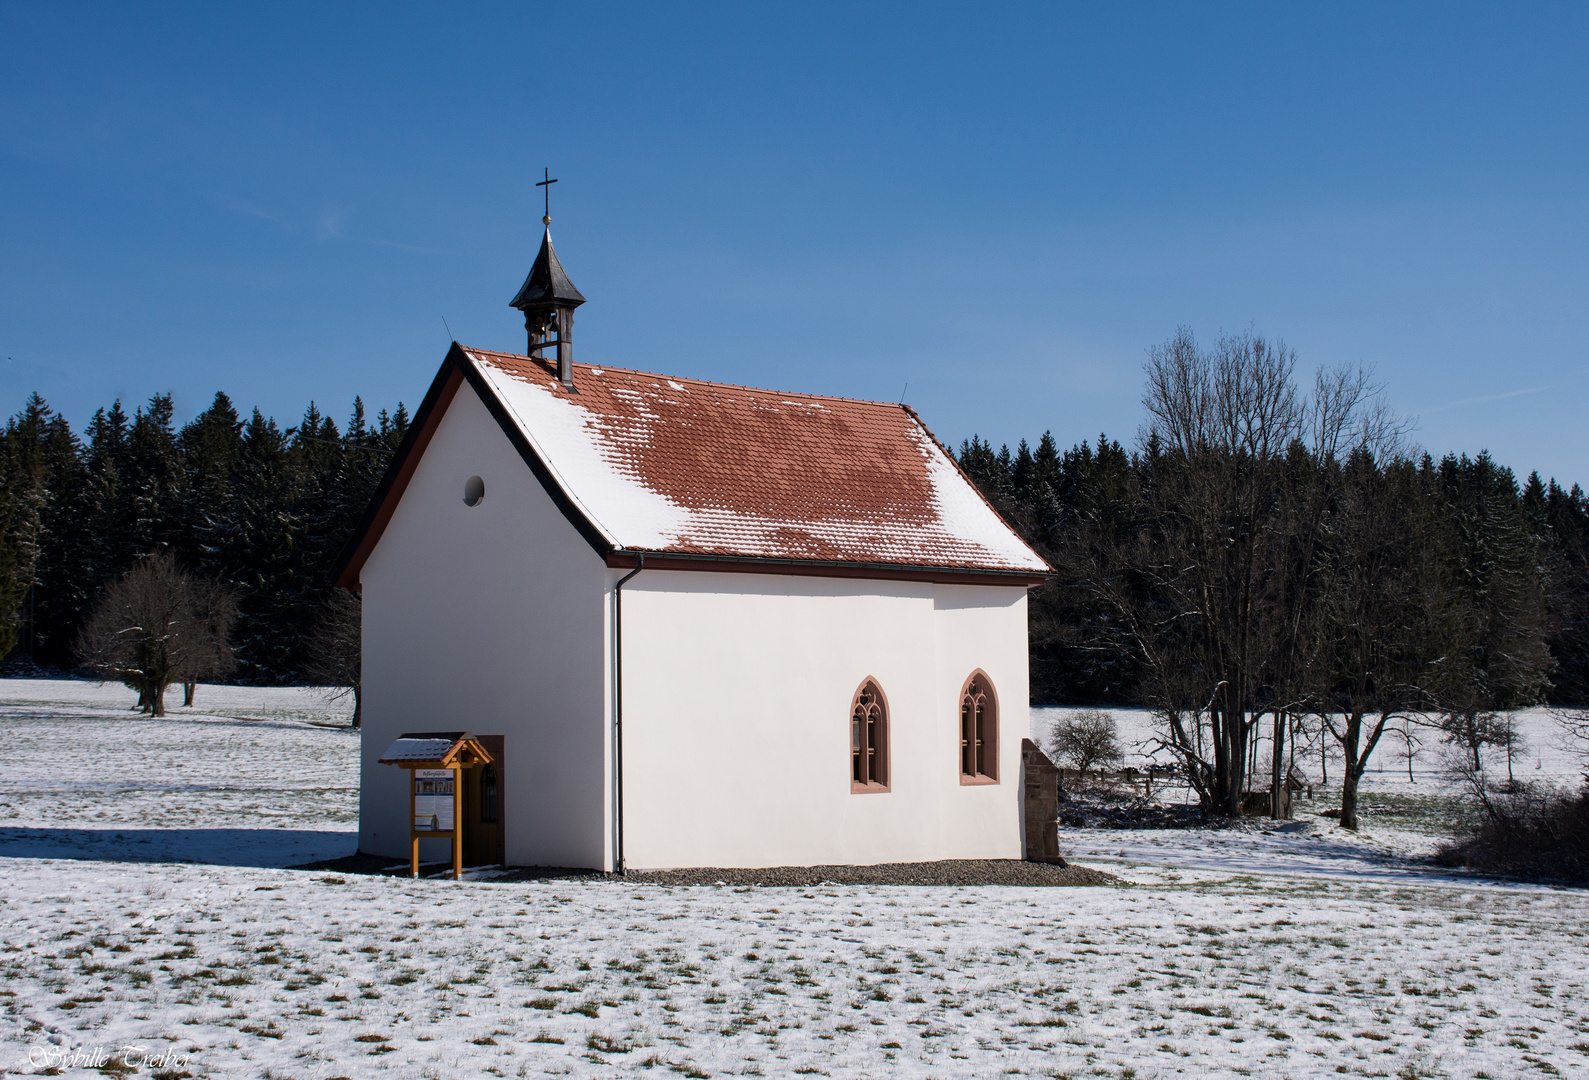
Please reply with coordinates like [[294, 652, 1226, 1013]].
[[605, 548, 1049, 587]]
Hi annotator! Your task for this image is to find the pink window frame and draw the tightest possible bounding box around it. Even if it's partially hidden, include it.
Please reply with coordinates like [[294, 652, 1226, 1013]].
[[849, 678, 891, 794], [958, 669, 999, 785]]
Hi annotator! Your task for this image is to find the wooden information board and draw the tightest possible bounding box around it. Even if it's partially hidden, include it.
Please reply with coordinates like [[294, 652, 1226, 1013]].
[[409, 764, 461, 877], [378, 732, 492, 880]]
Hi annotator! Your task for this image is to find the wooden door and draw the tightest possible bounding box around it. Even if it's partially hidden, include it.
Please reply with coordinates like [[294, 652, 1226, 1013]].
[[461, 736, 504, 868]]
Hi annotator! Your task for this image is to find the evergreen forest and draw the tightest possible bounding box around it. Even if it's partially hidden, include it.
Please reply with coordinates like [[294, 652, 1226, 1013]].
[[0, 391, 406, 683]]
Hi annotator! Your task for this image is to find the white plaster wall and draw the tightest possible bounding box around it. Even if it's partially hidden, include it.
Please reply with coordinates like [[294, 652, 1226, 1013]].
[[617, 571, 1028, 869], [931, 584, 1031, 856], [358, 382, 611, 869]]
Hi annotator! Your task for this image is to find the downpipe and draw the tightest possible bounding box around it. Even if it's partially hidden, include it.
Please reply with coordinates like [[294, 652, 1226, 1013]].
[[613, 555, 644, 873]]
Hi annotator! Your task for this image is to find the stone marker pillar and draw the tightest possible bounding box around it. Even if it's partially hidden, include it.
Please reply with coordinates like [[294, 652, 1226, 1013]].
[[1022, 738, 1063, 863]]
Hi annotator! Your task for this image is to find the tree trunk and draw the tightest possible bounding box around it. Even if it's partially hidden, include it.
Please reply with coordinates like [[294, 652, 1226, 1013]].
[[183, 680, 196, 707], [351, 685, 362, 729], [1247, 719, 1258, 795], [1211, 706, 1231, 813], [1270, 710, 1287, 818], [1338, 712, 1363, 830], [1335, 711, 1391, 832], [150, 682, 167, 718], [1218, 698, 1248, 817], [1341, 763, 1363, 831], [1288, 713, 1298, 776]]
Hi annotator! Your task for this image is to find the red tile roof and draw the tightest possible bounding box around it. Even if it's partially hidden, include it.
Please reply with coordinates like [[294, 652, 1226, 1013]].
[[464, 348, 1049, 577]]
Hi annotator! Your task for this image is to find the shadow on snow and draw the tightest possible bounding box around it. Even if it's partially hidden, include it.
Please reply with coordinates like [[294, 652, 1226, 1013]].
[[0, 827, 357, 869]]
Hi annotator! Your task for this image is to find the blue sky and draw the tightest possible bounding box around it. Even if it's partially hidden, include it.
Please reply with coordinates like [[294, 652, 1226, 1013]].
[[3, 3, 1587, 484]]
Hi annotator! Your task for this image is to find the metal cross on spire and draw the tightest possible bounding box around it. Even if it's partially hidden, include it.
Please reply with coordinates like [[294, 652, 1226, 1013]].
[[536, 167, 557, 226]]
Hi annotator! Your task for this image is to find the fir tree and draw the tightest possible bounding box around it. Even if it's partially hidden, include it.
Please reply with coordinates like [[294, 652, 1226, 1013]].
[[126, 395, 184, 555], [1431, 452, 1553, 764], [176, 392, 244, 579], [1541, 479, 1589, 703], [225, 408, 303, 682]]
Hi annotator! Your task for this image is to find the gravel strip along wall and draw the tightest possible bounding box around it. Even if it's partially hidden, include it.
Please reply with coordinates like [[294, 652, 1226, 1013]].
[[504, 858, 1120, 887]]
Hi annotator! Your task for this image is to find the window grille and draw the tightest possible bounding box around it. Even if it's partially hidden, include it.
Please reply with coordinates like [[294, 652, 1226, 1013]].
[[850, 680, 890, 793], [959, 672, 999, 783]]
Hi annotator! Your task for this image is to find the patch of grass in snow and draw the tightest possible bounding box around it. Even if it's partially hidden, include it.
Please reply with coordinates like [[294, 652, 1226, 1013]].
[[588, 1031, 642, 1053]]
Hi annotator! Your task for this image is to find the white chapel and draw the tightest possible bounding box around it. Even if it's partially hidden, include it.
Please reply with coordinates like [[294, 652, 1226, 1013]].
[[335, 214, 1050, 871]]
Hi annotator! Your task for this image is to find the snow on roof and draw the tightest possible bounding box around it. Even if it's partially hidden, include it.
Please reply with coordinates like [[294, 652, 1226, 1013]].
[[462, 348, 1050, 575], [378, 733, 471, 765]]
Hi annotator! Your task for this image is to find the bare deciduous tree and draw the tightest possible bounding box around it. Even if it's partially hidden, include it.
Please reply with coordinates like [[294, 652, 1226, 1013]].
[[1440, 711, 1516, 777], [1390, 715, 1423, 783], [1049, 709, 1123, 781], [303, 589, 361, 728], [1069, 328, 1395, 816], [75, 552, 237, 717], [1092, 329, 1304, 813], [179, 575, 240, 707]]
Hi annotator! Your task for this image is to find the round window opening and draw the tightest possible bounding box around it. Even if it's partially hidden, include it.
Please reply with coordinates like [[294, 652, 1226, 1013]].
[[463, 475, 485, 507]]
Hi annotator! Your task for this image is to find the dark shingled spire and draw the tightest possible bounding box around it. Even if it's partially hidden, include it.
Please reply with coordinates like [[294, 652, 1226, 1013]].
[[512, 170, 586, 389], [510, 228, 586, 310]]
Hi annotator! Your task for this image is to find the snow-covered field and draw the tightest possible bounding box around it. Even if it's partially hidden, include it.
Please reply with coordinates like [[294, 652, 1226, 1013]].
[[1, 859, 1586, 1079], [1, 680, 1587, 1078], [1028, 705, 1586, 792], [0, 679, 357, 868], [1032, 705, 1589, 882]]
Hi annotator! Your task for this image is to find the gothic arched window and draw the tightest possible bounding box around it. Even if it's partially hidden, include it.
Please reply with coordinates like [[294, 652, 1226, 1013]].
[[850, 679, 890, 793], [959, 671, 999, 783]]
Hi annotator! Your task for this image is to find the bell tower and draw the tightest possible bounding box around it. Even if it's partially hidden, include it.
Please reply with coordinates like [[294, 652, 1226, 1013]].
[[510, 169, 586, 389]]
